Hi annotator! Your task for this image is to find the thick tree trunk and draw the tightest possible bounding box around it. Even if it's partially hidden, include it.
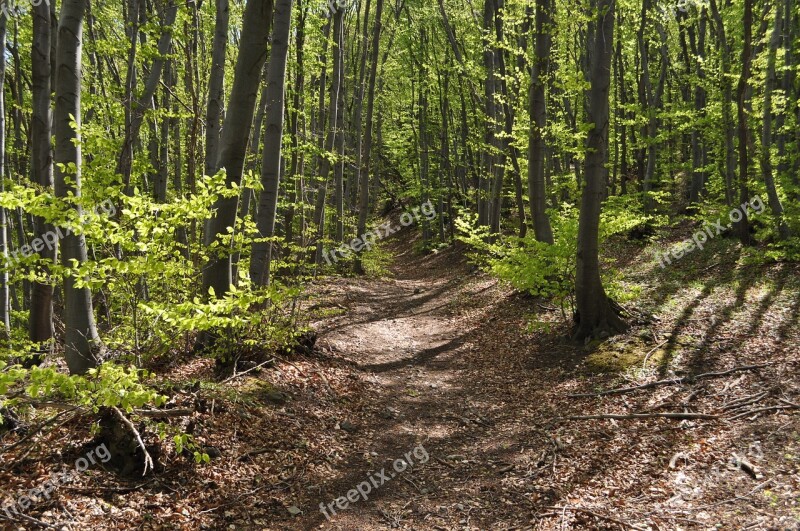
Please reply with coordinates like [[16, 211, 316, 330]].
[[54, 0, 102, 374], [29, 1, 56, 357], [250, 0, 294, 286], [574, 0, 627, 341], [528, 0, 554, 244], [201, 0, 274, 299]]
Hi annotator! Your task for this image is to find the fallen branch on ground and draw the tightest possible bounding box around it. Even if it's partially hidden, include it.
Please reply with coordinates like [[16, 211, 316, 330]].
[[542, 505, 648, 530], [567, 364, 769, 398], [728, 404, 799, 421], [112, 407, 154, 476], [562, 412, 718, 421]]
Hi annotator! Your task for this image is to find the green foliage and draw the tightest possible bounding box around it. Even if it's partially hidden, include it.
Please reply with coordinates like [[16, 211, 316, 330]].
[[0, 360, 166, 417], [457, 197, 657, 315]]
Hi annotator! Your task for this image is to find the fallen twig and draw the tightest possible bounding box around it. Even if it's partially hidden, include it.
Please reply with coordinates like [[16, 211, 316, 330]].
[[721, 392, 768, 411], [728, 404, 799, 421], [0, 510, 61, 529], [562, 412, 718, 421], [542, 505, 648, 530], [641, 340, 669, 370], [568, 364, 769, 398], [112, 407, 154, 476], [133, 408, 194, 419], [220, 358, 276, 385]]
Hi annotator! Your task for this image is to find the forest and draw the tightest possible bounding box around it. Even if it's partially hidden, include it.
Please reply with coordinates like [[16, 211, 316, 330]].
[[0, 0, 798, 527]]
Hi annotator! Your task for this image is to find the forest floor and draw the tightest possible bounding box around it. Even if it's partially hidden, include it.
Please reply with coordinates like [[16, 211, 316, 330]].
[[1, 216, 800, 530]]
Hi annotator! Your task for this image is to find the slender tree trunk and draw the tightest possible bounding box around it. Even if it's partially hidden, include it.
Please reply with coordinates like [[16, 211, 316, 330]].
[[709, 0, 735, 206], [760, 3, 791, 240], [251, 0, 294, 286], [354, 0, 383, 273], [205, 0, 230, 179], [285, 3, 307, 250], [776, 0, 794, 178], [0, 14, 9, 340], [574, 0, 627, 341], [55, 0, 102, 374], [116, 1, 179, 193], [735, 0, 753, 244], [528, 0, 554, 243], [312, 10, 343, 266], [687, 9, 708, 206]]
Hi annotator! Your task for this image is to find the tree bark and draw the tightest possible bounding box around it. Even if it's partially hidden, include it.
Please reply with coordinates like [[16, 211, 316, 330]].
[[54, 0, 102, 374], [354, 0, 383, 273], [735, 0, 753, 245], [205, 0, 230, 179], [760, 3, 791, 240], [201, 0, 274, 299], [250, 0, 294, 286], [528, 0, 554, 243], [29, 1, 56, 357], [574, 0, 627, 341]]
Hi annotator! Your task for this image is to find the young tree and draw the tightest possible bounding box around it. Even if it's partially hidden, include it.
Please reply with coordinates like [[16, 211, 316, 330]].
[[573, 0, 627, 341]]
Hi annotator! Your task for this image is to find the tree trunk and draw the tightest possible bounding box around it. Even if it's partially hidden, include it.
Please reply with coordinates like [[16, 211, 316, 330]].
[[354, 0, 383, 273], [528, 0, 555, 243], [709, 0, 735, 206], [54, 0, 102, 374], [116, 1, 179, 193], [735, 0, 753, 245], [312, 10, 343, 266], [205, 0, 230, 179], [250, 0, 294, 286], [29, 0, 56, 358], [201, 0, 274, 299], [0, 14, 9, 340], [760, 3, 791, 240], [574, 0, 627, 341]]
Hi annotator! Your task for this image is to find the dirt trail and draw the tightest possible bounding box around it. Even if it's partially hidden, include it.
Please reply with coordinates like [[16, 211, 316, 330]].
[[291, 225, 800, 530]]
